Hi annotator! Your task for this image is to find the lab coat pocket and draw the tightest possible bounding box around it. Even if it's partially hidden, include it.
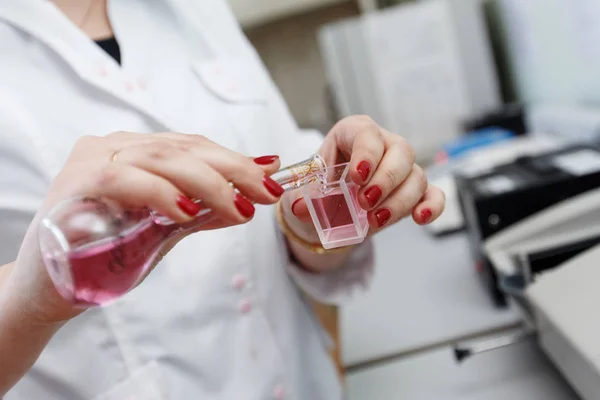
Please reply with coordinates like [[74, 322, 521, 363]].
[[94, 360, 166, 400], [191, 58, 272, 155], [191, 58, 268, 104]]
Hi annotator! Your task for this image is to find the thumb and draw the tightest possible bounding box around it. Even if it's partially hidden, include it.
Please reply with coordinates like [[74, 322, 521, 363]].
[[289, 196, 312, 224], [280, 191, 321, 243], [281, 190, 313, 224]]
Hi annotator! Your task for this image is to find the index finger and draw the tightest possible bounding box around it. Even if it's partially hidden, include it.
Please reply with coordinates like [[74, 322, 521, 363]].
[[250, 155, 282, 177], [347, 123, 385, 185]]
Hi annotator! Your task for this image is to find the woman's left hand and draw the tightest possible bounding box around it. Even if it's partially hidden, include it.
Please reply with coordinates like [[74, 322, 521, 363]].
[[280, 115, 445, 244]]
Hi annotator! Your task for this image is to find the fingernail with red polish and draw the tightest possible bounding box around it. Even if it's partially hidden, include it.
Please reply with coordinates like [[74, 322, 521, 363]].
[[291, 198, 303, 216], [420, 208, 432, 224], [357, 161, 371, 182], [234, 193, 255, 218], [364, 185, 382, 207], [263, 176, 285, 197], [177, 195, 201, 217], [254, 155, 279, 165], [375, 208, 391, 227]]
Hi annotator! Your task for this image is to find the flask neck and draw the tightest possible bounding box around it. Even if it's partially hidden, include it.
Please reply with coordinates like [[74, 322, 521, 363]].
[[270, 154, 327, 191]]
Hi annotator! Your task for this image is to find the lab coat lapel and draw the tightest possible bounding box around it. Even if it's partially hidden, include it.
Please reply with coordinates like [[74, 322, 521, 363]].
[[0, 0, 175, 132]]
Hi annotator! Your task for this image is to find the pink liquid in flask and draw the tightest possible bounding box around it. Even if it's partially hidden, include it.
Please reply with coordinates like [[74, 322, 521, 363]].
[[66, 220, 175, 306], [41, 204, 192, 307]]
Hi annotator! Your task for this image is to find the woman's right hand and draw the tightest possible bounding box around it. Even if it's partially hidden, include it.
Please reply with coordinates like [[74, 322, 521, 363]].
[[5, 131, 283, 326], [48, 131, 283, 226]]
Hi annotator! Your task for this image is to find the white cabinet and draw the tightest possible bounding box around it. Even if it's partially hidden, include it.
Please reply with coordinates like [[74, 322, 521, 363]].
[[226, 0, 349, 27]]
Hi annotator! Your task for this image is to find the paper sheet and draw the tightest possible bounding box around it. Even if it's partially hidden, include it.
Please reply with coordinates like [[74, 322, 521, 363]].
[[361, 1, 469, 158]]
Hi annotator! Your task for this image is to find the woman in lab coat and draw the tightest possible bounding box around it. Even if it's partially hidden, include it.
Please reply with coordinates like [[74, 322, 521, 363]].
[[0, 0, 444, 399]]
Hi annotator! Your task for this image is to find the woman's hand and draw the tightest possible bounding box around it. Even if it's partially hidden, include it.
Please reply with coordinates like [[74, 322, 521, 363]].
[[49, 131, 283, 227], [5, 131, 284, 326], [280, 115, 445, 252]]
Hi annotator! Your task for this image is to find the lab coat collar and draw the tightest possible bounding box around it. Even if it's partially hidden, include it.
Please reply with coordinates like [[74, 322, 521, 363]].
[[0, 0, 242, 70], [0, 0, 117, 78], [0, 0, 261, 132], [0, 0, 176, 131]]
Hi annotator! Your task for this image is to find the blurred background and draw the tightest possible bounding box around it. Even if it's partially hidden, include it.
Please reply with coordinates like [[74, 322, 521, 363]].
[[227, 1, 600, 399], [232, 0, 600, 162]]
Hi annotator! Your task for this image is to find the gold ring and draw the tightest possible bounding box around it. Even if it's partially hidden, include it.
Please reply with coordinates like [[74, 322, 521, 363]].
[[110, 150, 120, 163]]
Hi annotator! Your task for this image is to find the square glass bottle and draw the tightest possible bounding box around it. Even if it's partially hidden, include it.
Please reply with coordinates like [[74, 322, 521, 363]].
[[302, 163, 369, 249]]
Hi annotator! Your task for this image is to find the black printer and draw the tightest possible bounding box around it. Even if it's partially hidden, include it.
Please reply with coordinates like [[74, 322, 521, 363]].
[[455, 143, 600, 307]]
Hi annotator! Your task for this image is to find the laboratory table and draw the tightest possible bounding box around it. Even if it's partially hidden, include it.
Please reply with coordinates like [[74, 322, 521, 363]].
[[346, 341, 579, 400], [342, 220, 520, 366], [342, 214, 578, 398]]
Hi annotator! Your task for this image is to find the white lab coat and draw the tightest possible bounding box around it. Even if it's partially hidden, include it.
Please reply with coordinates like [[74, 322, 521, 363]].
[[0, 1, 374, 399]]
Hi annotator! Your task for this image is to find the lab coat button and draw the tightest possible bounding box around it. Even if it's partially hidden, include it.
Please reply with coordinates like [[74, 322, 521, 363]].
[[238, 298, 252, 314], [97, 66, 109, 77], [138, 78, 148, 91], [125, 81, 135, 92], [273, 385, 286, 399], [225, 83, 238, 93], [231, 274, 246, 290]]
